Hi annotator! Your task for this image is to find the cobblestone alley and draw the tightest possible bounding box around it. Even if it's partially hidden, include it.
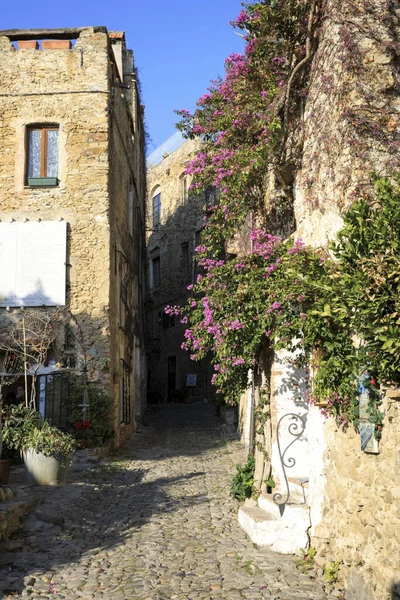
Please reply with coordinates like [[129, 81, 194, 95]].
[[0, 404, 331, 600]]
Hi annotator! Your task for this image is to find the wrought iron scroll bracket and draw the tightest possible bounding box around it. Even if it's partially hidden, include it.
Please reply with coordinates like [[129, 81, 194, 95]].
[[273, 412, 306, 515]]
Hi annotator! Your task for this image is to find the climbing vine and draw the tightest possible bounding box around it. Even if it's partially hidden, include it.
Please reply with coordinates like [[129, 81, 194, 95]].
[[171, 174, 400, 437], [170, 1, 400, 437]]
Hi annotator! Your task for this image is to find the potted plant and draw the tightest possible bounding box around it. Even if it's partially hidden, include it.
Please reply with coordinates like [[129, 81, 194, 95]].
[[0, 404, 40, 483], [21, 421, 76, 486]]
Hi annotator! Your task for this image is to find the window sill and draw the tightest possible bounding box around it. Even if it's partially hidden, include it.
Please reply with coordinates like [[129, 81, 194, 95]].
[[27, 177, 58, 187]]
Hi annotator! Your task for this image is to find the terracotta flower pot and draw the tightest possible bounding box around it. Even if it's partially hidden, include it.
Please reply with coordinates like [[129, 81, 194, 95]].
[[0, 458, 12, 484], [42, 40, 72, 50], [17, 40, 39, 50]]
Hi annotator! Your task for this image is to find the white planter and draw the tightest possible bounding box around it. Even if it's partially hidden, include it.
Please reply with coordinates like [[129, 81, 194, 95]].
[[23, 450, 68, 485]]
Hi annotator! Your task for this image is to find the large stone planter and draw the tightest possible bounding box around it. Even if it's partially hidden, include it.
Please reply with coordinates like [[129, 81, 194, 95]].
[[23, 450, 68, 485]]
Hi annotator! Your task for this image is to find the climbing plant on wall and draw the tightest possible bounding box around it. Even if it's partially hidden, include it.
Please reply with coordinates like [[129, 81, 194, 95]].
[[171, 174, 400, 437], [171, 1, 400, 437]]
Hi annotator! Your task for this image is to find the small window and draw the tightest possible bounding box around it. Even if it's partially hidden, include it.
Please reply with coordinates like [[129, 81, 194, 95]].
[[180, 174, 188, 205], [153, 191, 161, 227], [151, 255, 161, 289], [26, 125, 59, 186], [120, 359, 131, 424]]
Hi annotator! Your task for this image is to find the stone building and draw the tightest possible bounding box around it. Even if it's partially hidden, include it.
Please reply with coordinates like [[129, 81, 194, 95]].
[[0, 27, 147, 445], [235, 5, 400, 600], [146, 134, 213, 405]]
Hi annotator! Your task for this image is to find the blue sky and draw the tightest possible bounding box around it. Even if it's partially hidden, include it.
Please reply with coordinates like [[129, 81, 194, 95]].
[[1, 0, 244, 151]]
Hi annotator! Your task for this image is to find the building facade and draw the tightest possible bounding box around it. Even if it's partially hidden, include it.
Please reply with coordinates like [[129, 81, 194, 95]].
[[234, 6, 400, 599], [146, 135, 213, 405], [0, 27, 147, 445]]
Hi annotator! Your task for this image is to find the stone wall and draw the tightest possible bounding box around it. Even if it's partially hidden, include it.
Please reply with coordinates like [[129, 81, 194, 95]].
[[0, 28, 111, 375], [107, 36, 147, 443], [0, 27, 147, 444], [0, 486, 40, 542], [146, 138, 213, 404], [236, 3, 400, 596], [294, 0, 399, 247], [310, 392, 400, 600], [292, 5, 400, 598]]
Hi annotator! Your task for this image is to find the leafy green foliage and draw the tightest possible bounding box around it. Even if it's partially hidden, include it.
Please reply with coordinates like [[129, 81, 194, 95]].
[[176, 0, 318, 249], [231, 455, 256, 501], [1, 404, 42, 457], [264, 474, 276, 489], [22, 421, 76, 464], [175, 0, 398, 440], [1, 404, 76, 463], [323, 561, 341, 583], [296, 547, 317, 574], [182, 174, 400, 438]]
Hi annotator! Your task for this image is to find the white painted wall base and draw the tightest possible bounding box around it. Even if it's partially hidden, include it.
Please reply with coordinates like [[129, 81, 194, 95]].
[[238, 492, 310, 554]]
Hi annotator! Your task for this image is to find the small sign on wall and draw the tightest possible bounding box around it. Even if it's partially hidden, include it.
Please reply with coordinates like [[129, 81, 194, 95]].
[[186, 374, 197, 387], [358, 374, 380, 454], [360, 423, 379, 454]]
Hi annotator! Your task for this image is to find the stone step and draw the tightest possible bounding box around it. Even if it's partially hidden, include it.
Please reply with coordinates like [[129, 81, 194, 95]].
[[0, 491, 42, 541], [258, 491, 309, 517], [238, 494, 311, 554], [0, 486, 16, 503]]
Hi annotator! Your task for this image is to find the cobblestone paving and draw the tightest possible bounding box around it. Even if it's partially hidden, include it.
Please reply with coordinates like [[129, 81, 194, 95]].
[[0, 404, 332, 600]]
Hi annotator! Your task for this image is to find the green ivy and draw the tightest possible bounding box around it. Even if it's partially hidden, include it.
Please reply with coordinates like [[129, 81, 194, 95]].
[[231, 455, 256, 501]]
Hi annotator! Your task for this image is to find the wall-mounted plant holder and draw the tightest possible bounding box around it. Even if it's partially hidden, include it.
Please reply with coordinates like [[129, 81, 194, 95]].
[[28, 178, 58, 187]]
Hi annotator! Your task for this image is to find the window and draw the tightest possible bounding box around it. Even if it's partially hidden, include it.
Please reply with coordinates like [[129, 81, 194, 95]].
[[180, 174, 188, 205], [26, 125, 59, 185], [182, 242, 190, 276], [151, 255, 160, 289], [152, 190, 161, 227], [120, 359, 131, 424]]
